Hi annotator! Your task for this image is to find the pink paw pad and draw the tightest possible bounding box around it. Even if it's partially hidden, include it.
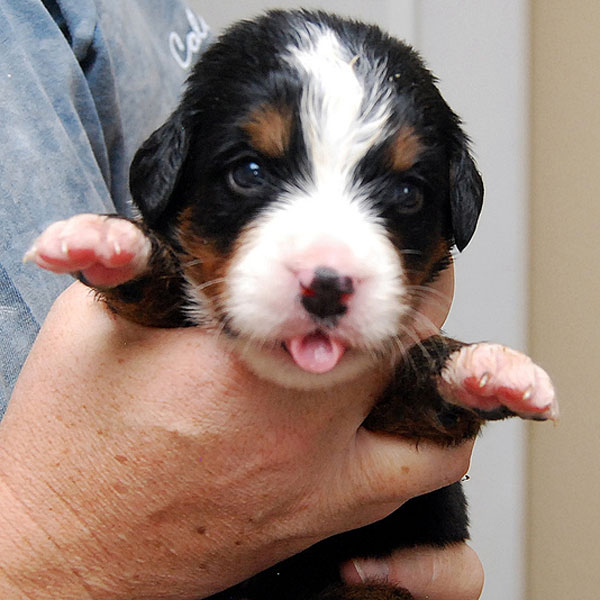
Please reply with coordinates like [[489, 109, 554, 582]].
[[24, 214, 151, 288], [437, 343, 558, 421]]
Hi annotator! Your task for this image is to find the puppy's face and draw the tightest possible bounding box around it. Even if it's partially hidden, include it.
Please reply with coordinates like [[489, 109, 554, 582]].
[[130, 11, 483, 389]]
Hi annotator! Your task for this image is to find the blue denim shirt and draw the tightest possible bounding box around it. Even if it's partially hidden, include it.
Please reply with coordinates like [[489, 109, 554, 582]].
[[0, 0, 211, 415]]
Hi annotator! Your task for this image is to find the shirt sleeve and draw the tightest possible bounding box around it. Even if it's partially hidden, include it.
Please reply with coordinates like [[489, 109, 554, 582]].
[[0, 0, 211, 416]]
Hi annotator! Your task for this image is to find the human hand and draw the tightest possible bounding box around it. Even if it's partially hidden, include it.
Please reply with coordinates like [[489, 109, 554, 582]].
[[340, 266, 483, 600], [0, 267, 476, 599]]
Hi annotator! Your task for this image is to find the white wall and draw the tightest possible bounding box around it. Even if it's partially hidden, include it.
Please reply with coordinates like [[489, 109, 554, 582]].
[[188, 3, 530, 598], [195, 1, 416, 38], [417, 4, 530, 600]]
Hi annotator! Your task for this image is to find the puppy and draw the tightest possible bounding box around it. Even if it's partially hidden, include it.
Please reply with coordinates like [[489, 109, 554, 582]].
[[27, 10, 556, 600]]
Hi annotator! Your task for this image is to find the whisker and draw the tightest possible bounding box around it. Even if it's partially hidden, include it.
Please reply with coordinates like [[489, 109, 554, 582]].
[[191, 277, 227, 293], [408, 284, 452, 303], [392, 329, 422, 375], [409, 307, 443, 338], [397, 249, 423, 258], [180, 257, 204, 268]]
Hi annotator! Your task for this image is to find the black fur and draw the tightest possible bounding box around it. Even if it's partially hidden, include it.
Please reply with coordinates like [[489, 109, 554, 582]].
[[130, 10, 483, 257], [129, 111, 189, 227]]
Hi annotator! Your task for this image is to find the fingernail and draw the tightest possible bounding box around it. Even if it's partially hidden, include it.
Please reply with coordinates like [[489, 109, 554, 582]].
[[351, 558, 390, 583]]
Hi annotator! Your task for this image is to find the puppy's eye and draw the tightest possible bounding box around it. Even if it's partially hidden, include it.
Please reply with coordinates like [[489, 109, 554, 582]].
[[395, 182, 424, 214], [227, 159, 266, 194]]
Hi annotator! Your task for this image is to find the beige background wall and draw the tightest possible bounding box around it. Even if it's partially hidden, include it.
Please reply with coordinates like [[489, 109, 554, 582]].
[[529, 0, 600, 597]]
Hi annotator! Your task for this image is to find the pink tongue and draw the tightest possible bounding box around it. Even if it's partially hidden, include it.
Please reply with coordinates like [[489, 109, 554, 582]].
[[286, 333, 346, 374]]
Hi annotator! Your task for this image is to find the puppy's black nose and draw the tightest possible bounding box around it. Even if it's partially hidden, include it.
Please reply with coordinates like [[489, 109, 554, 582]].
[[301, 266, 354, 321]]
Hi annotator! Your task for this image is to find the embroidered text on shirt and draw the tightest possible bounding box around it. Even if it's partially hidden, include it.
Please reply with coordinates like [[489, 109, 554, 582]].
[[169, 8, 209, 70]]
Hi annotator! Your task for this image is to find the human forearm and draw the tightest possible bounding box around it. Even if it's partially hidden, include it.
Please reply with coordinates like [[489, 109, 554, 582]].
[[0, 455, 98, 600]]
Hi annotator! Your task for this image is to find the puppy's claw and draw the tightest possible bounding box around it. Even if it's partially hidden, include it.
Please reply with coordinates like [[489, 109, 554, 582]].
[[546, 395, 560, 422], [22, 245, 36, 263], [478, 372, 490, 389]]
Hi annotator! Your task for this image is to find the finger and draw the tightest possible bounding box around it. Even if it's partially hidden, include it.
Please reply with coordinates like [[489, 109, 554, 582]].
[[349, 429, 474, 506], [341, 543, 484, 600], [414, 264, 455, 339]]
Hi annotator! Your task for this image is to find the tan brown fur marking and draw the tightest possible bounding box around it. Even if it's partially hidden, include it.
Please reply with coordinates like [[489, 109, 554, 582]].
[[404, 237, 452, 288], [389, 126, 423, 172], [389, 226, 451, 290], [176, 209, 230, 313], [242, 104, 293, 157]]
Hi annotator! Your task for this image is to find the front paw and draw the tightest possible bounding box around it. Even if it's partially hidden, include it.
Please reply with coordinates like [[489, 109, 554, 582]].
[[437, 343, 558, 421], [24, 214, 151, 288]]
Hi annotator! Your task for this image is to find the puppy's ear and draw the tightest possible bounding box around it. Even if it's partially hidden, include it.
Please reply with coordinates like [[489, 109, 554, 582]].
[[449, 141, 484, 252], [129, 111, 189, 226]]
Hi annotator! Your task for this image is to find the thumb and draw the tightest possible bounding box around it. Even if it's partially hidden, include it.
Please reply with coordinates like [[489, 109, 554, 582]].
[[350, 429, 474, 505], [341, 543, 484, 600]]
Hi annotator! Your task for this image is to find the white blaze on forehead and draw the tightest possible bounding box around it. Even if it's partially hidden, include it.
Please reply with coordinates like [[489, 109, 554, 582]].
[[286, 24, 392, 184]]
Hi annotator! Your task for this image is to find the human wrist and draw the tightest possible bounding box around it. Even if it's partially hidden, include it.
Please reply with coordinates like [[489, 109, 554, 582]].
[[0, 458, 98, 600]]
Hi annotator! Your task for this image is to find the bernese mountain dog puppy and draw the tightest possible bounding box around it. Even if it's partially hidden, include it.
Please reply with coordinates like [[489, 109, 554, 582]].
[[27, 10, 556, 600]]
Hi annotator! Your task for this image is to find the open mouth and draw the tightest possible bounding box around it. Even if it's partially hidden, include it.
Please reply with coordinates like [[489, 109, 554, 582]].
[[283, 331, 347, 374]]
